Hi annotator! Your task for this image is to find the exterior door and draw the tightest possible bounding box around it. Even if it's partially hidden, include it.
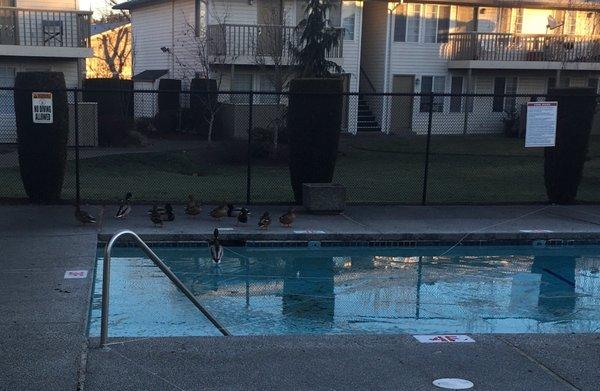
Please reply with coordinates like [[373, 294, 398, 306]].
[[0, 0, 17, 45], [257, 0, 283, 56], [391, 75, 414, 132]]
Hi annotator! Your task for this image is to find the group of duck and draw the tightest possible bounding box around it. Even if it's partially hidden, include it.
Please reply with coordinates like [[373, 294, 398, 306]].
[[74, 192, 297, 230]]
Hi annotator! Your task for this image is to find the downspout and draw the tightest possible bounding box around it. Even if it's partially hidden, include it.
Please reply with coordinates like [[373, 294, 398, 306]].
[[383, 3, 400, 134], [171, 0, 176, 77]]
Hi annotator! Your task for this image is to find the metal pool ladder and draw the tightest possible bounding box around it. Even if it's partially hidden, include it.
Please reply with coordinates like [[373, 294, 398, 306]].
[[100, 230, 231, 347]]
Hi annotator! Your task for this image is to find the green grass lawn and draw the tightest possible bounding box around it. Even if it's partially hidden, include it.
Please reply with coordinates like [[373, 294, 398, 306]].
[[1, 134, 599, 204]]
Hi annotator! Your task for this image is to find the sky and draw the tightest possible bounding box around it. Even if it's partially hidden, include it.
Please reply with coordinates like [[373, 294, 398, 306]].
[[80, 0, 116, 17]]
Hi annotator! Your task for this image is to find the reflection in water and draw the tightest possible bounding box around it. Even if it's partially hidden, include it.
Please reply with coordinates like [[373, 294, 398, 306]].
[[531, 256, 577, 318], [282, 257, 335, 324], [89, 247, 600, 337]]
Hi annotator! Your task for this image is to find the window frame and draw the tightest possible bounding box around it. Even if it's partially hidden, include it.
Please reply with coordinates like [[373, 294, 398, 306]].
[[394, 4, 449, 43], [492, 76, 518, 113], [231, 73, 254, 105], [449, 76, 463, 113], [420, 75, 445, 113]]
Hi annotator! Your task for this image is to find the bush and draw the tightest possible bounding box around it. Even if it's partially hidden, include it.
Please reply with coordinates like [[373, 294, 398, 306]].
[[287, 78, 343, 203], [82, 78, 133, 146], [544, 87, 598, 204], [190, 78, 218, 137], [14, 72, 68, 202], [156, 79, 181, 132]]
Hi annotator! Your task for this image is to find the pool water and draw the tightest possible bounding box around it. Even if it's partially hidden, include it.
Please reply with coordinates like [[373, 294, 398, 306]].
[[89, 245, 600, 337]]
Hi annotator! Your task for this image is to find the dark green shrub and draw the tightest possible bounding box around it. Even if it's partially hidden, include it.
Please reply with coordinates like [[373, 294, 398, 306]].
[[287, 78, 343, 202], [82, 78, 133, 146], [14, 72, 68, 202], [544, 87, 597, 204], [156, 79, 181, 132], [190, 78, 218, 137]]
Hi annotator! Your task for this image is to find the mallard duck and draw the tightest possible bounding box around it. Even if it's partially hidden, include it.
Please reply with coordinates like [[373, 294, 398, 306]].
[[279, 208, 295, 228], [75, 206, 96, 225], [258, 211, 271, 230], [185, 195, 202, 217], [227, 203, 242, 217], [163, 203, 175, 221], [210, 204, 228, 220], [150, 205, 163, 227], [237, 208, 250, 225], [209, 228, 224, 264], [115, 192, 132, 219]]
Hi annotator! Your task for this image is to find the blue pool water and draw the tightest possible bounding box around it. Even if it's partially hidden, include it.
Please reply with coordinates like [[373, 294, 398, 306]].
[[89, 245, 600, 337]]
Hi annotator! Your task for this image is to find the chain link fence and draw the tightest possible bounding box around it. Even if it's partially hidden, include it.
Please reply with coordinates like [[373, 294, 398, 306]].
[[0, 87, 599, 205]]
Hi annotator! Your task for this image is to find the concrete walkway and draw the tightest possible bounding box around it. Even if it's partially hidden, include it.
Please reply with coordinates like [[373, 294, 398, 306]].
[[1, 204, 600, 390]]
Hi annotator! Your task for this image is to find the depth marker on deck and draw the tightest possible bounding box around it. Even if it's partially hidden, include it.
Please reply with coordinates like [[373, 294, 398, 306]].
[[413, 335, 475, 343], [64, 270, 88, 279], [433, 378, 474, 389]]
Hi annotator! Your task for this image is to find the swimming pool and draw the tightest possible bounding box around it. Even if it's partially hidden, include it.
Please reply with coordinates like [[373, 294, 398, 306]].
[[89, 244, 600, 337]]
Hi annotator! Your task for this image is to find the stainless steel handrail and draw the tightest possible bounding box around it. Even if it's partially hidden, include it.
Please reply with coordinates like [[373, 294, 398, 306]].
[[100, 229, 231, 347]]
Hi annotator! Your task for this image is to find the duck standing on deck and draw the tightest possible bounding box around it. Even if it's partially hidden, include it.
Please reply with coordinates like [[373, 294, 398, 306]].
[[75, 206, 96, 225], [150, 205, 163, 227], [209, 228, 224, 264], [163, 203, 175, 221], [185, 195, 201, 217], [258, 212, 271, 230], [210, 204, 228, 220], [279, 208, 296, 228], [115, 192, 132, 219], [237, 208, 250, 225]]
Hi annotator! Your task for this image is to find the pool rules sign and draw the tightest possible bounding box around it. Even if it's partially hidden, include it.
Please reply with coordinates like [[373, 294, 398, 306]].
[[32, 92, 53, 124], [525, 101, 557, 147]]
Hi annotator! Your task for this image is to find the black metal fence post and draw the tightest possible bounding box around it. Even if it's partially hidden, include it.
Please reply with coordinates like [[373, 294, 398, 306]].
[[422, 92, 434, 205], [246, 91, 253, 205], [74, 88, 81, 207]]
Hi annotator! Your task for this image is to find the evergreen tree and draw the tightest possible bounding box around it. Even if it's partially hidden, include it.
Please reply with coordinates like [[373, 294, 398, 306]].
[[293, 0, 342, 77]]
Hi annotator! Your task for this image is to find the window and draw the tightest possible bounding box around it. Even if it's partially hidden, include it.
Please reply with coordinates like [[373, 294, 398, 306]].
[[342, 12, 355, 40], [493, 76, 517, 112], [588, 77, 599, 93], [513, 8, 523, 34], [329, 0, 342, 27], [258, 76, 278, 104], [231, 74, 253, 104], [565, 11, 577, 35], [450, 76, 463, 112], [420, 75, 445, 112], [0, 67, 15, 116], [394, 4, 449, 43]]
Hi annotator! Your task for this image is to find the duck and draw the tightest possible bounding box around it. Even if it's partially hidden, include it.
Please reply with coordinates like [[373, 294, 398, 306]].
[[279, 208, 296, 228], [237, 208, 250, 225], [209, 228, 224, 264], [210, 204, 228, 220], [185, 195, 202, 217], [150, 205, 163, 227], [258, 211, 271, 230], [75, 206, 96, 225], [162, 203, 175, 221], [115, 192, 132, 219], [227, 203, 242, 217]]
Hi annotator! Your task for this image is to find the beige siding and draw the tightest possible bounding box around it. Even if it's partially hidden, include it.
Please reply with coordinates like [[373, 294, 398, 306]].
[[16, 0, 78, 10]]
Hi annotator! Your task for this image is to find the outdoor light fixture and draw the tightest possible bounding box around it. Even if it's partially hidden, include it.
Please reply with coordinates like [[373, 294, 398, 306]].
[[248, 0, 254, 5], [415, 77, 420, 88], [160, 46, 170, 53], [479, 8, 486, 15]]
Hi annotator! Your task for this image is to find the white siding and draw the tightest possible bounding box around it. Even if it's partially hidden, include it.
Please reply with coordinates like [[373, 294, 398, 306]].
[[16, 0, 78, 10]]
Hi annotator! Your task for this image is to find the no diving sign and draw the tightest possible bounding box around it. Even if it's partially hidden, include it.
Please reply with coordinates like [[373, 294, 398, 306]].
[[32, 92, 53, 124], [413, 335, 475, 343]]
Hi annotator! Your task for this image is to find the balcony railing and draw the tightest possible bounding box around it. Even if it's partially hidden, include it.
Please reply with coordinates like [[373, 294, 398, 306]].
[[206, 24, 343, 59], [0, 6, 91, 48], [445, 32, 600, 63]]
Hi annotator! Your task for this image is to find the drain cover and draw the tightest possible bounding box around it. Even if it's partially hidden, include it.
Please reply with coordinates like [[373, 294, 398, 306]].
[[433, 378, 474, 389]]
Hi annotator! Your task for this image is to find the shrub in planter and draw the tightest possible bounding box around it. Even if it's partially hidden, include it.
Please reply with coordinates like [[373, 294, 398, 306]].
[[156, 79, 181, 132], [544, 87, 597, 204], [190, 78, 218, 138], [82, 78, 133, 146], [14, 72, 68, 202], [287, 78, 343, 203]]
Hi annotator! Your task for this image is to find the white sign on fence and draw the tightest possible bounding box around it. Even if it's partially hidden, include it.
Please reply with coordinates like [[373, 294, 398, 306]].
[[413, 335, 475, 343], [525, 101, 557, 147], [32, 92, 53, 124]]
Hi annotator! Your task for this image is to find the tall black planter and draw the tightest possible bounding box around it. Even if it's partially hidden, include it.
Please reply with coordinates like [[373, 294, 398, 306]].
[[544, 87, 597, 204], [190, 78, 218, 137], [157, 79, 181, 132], [287, 78, 343, 203], [14, 72, 68, 202]]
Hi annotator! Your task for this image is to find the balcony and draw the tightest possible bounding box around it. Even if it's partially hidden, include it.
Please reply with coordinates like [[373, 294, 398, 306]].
[[445, 32, 600, 71], [0, 6, 92, 58], [206, 24, 343, 64]]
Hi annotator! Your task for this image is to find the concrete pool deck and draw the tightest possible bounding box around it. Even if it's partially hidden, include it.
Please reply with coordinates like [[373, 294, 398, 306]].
[[1, 203, 600, 390]]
